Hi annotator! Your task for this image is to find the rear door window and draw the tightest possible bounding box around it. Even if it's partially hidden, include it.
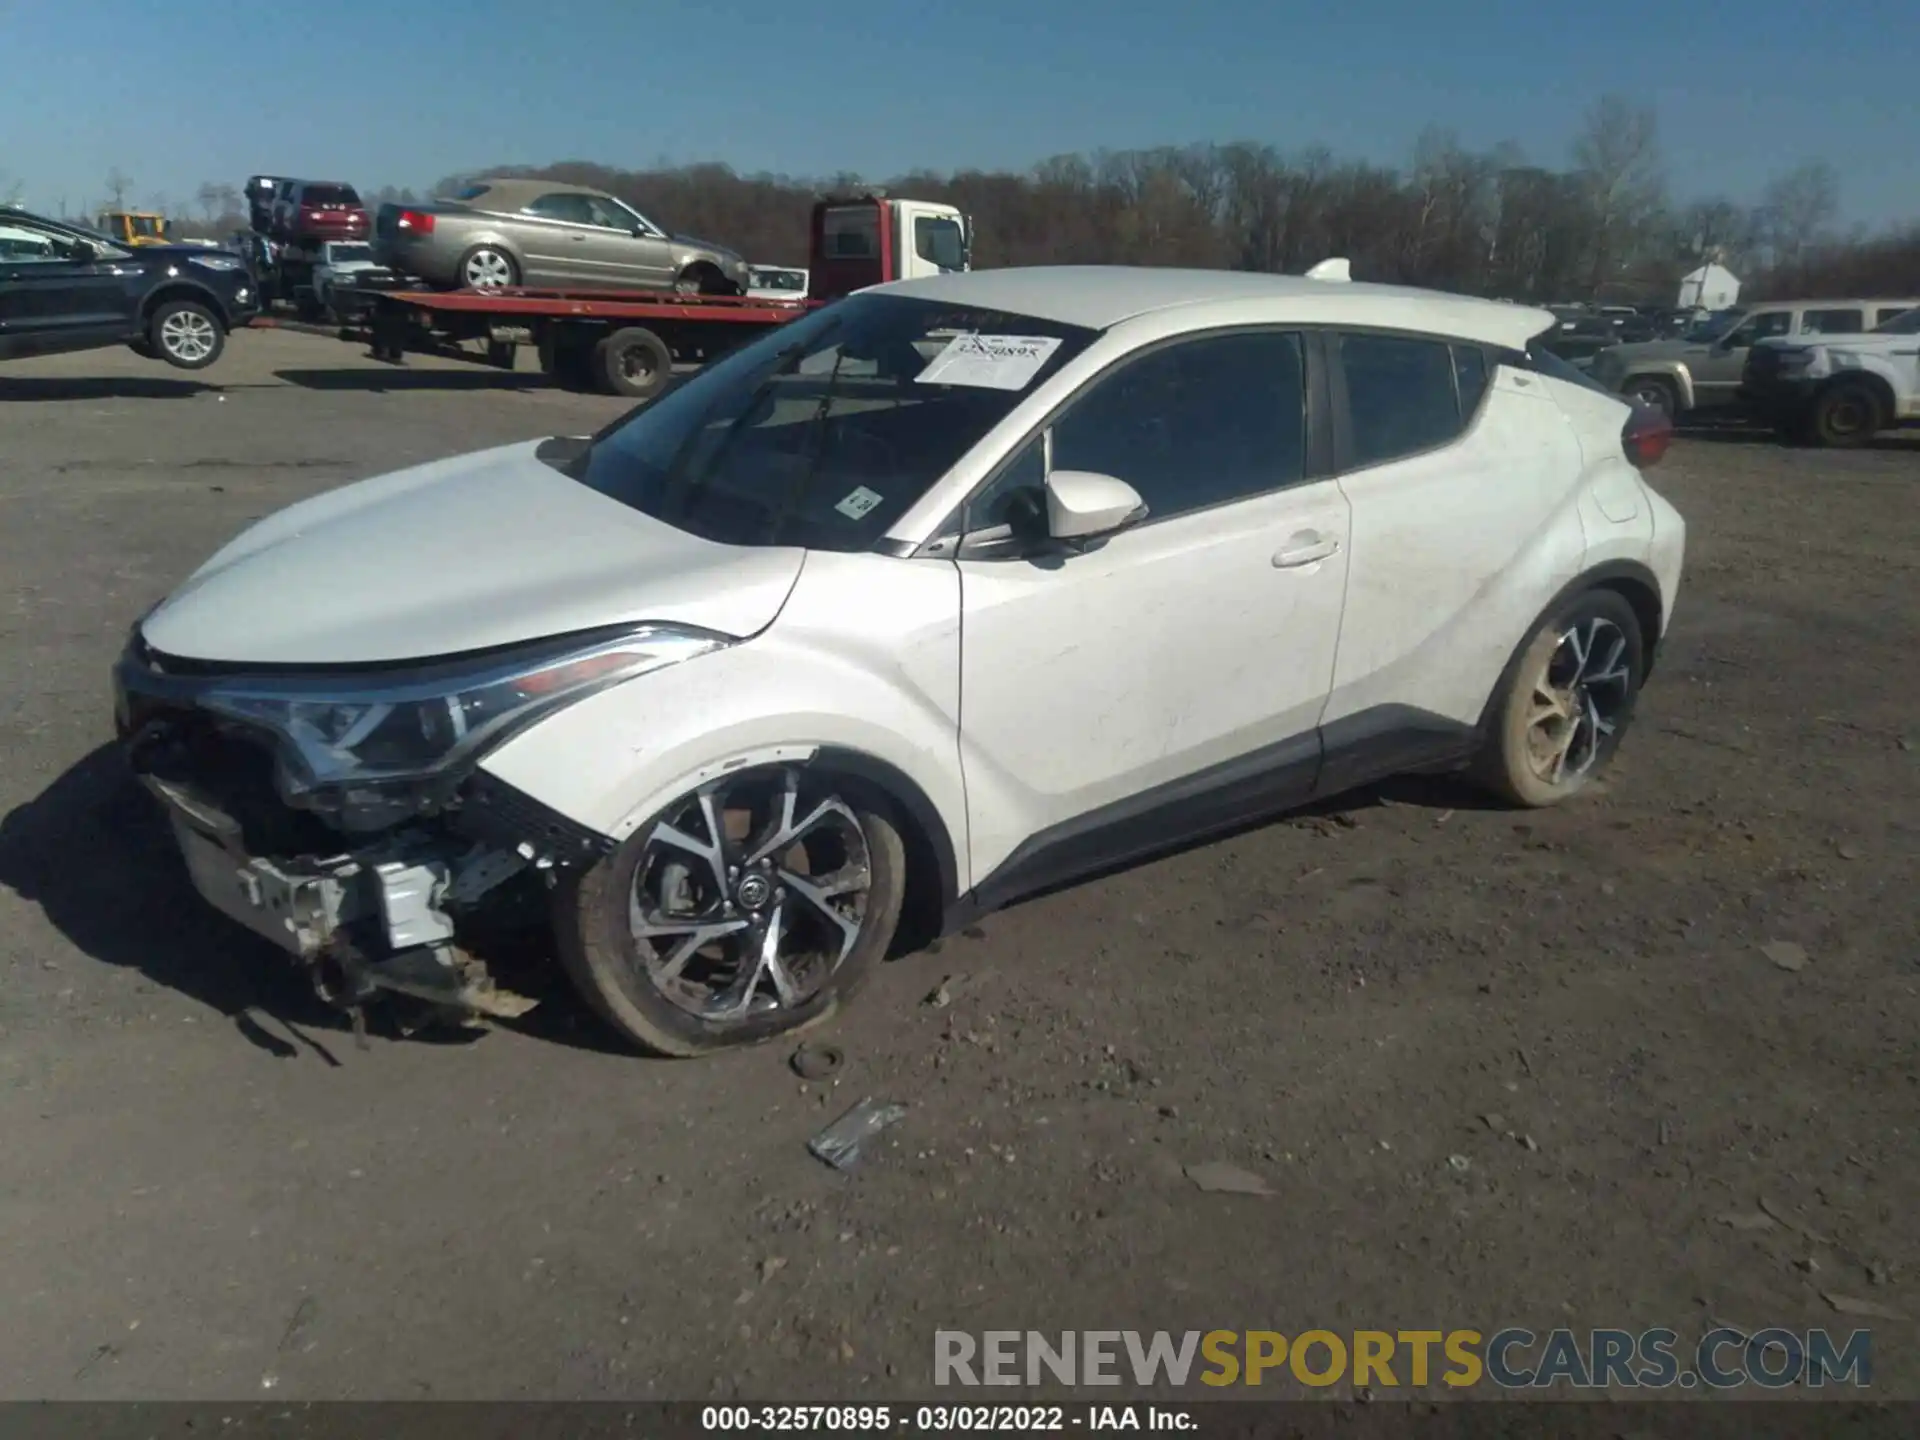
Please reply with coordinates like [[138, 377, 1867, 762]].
[[1800, 308, 1863, 335], [1339, 333, 1467, 468]]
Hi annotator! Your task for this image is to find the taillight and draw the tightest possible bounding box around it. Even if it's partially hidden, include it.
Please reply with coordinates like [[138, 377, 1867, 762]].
[[1622, 403, 1672, 468], [396, 210, 435, 235]]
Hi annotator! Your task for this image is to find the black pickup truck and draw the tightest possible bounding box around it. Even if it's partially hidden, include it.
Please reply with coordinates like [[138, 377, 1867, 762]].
[[0, 207, 259, 369]]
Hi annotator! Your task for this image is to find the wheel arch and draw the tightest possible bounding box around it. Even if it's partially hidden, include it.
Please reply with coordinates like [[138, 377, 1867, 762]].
[[1622, 364, 1693, 411], [807, 745, 961, 952], [141, 281, 229, 328], [1816, 370, 1896, 427], [1474, 559, 1666, 737]]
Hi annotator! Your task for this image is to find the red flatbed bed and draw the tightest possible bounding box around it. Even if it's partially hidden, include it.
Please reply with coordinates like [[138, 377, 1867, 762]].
[[383, 286, 820, 325]]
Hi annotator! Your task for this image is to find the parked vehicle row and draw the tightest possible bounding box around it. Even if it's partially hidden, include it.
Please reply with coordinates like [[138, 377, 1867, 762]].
[[1584, 296, 1920, 441]]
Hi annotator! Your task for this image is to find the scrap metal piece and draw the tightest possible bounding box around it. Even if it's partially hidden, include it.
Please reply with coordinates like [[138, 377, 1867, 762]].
[[358, 945, 540, 1019], [808, 1097, 906, 1172]]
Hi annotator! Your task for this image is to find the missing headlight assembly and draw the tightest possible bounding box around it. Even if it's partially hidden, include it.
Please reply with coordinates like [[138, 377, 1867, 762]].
[[113, 623, 729, 1030]]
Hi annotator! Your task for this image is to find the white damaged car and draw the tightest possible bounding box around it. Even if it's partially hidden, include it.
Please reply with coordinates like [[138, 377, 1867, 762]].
[[114, 265, 1686, 1056]]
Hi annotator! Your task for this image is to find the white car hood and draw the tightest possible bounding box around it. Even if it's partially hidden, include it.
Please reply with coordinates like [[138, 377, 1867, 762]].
[[142, 440, 806, 666]]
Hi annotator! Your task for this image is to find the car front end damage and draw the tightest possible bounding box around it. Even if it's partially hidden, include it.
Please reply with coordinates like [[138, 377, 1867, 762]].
[[111, 622, 722, 1030]]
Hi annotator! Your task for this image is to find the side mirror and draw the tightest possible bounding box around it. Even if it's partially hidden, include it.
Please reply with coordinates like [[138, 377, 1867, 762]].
[[1046, 469, 1147, 542], [67, 240, 100, 264]]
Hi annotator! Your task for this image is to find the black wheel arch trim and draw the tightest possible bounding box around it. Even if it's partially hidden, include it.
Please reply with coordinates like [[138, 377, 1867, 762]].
[[805, 746, 961, 921], [1473, 560, 1666, 739], [141, 280, 232, 328]]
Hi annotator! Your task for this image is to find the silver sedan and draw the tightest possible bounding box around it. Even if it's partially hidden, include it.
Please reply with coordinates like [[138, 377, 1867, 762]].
[[372, 178, 750, 295]]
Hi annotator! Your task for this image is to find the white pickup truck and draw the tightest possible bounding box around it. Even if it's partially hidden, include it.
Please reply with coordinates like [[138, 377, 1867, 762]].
[[1740, 304, 1920, 446]]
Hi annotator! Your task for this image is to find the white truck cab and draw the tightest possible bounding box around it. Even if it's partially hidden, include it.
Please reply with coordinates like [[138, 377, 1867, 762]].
[[807, 193, 971, 301]]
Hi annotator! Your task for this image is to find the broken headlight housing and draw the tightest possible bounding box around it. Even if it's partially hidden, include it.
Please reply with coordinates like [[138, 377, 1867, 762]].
[[200, 624, 727, 793]]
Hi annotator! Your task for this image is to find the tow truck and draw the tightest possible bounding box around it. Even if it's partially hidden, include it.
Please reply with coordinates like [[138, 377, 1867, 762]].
[[356, 193, 970, 398]]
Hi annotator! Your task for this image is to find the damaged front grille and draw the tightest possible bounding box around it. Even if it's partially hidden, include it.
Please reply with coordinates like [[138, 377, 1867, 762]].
[[126, 705, 340, 857]]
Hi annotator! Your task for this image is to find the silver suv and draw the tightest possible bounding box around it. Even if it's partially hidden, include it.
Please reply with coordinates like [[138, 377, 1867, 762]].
[[1587, 298, 1920, 420]]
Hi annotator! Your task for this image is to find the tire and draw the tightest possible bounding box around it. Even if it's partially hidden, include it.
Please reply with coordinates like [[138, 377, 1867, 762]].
[[1808, 381, 1884, 449], [1623, 375, 1678, 421], [674, 264, 737, 297], [593, 326, 673, 399], [126, 338, 156, 359], [149, 300, 225, 370], [1472, 589, 1645, 808], [458, 245, 519, 291], [554, 765, 908, 1057]]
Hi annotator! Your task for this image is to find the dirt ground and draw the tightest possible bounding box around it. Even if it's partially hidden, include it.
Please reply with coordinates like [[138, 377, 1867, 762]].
[[0, 328, 1914, 1403]]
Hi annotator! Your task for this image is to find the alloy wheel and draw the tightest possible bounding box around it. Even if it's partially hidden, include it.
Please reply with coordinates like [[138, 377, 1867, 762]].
[[464, 250, 514, 289], [628, 768, 873, 1022], [1523, 616, 1632, 786], [160, 310, 217, 363]]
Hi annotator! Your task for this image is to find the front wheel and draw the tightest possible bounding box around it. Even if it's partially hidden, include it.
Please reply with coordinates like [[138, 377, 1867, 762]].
[[554, 766, 907, 1057], [1473, 590, 1645, 808], [150, 300, 225, 370], [1624, 375, 1678, 421]]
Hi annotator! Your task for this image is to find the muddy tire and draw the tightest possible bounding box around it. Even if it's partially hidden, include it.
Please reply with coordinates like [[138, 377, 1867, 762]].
[[554, 765, 907, 1057], [1473, 589, 1645, 808], [1808, 381, 1884, 449]]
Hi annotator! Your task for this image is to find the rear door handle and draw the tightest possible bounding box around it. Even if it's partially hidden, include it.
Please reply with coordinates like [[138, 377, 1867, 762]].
[[1273, 532, 1340, 568]]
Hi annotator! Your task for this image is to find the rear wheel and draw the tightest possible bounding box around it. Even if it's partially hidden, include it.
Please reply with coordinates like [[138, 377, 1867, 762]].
[[555, 765, 907, 1056], [150, 300, 225, 370], [674, 264, 737, 296], [1473, 589, 1645, 808], [459, 245, 518, 290], [1809, 381, 1884, 448], [593, 326, 673, 399]]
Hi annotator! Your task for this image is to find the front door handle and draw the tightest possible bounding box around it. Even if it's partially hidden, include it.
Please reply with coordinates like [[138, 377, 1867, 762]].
[[1273, 532, 1340, 568]]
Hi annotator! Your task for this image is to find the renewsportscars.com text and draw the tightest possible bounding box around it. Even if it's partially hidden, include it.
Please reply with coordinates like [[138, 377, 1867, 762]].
[[933, 1328, 1873, 1390]]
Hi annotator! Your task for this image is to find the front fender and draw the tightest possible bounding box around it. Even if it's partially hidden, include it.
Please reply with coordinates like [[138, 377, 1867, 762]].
[[1622, 359, 1696, 410], [474, 551, 970, 890]]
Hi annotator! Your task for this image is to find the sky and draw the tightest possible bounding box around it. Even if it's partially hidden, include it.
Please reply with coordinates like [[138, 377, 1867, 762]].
[[3, 0, 1918, 228]]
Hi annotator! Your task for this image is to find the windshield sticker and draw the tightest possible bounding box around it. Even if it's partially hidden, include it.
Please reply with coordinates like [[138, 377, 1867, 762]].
[[835, 485, 885, 521], [914, 333, 1063, 391]]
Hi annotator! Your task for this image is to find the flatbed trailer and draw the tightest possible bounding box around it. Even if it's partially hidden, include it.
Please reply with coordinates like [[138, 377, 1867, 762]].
[[349, 191, 971, 400], [360, 286, 817, 398]]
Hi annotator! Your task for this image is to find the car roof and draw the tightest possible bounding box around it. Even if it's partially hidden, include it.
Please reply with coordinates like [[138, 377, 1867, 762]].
[[1751, 297, 1920, 309], [876, 266, 1554, 349], [462, 178, 610, 206]]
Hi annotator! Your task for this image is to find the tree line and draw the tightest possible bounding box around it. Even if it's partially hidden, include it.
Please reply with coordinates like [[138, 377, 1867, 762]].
[[81, 95, 1920, 302]]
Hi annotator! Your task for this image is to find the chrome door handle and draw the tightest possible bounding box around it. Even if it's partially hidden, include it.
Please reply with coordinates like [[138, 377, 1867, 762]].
[[1273, 535, 1340, 568]]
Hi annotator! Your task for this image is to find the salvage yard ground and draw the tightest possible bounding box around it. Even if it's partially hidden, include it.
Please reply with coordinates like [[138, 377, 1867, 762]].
[[0, 329, 1915, 1400]]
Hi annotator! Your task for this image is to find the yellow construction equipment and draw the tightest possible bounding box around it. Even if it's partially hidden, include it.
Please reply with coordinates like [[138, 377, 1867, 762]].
[[95, 210, 172, 246]]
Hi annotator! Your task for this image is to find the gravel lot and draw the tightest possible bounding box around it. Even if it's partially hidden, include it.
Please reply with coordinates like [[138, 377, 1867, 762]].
[[1, 327, 1915, 1402]]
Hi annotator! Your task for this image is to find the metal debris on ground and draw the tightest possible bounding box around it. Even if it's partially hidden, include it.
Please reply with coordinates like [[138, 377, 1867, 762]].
[[1761, 940, 1809, 972], [1447, 1154, 1472, 1173], [1822, 1293, 1908, 1322], [789, 1042, 844, 1081], [808, 1098, 907, 1172], [1183, 1161, 1273, 1196], [923, 974, 967, 1009], [278, 1295, 319, 1352]]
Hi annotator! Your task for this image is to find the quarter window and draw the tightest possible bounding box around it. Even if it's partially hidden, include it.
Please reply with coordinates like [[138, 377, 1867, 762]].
[[1800, 308, 1863, 335], [1340, 333, 1467, 468]]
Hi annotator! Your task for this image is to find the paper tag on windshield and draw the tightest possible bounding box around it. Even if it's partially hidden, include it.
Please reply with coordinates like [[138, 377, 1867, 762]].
[[835, 485, 884, 520], [915, 333, 1063, 390]]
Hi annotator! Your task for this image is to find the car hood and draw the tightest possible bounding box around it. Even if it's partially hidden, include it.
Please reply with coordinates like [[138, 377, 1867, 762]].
[[141, 440, 806, 666]]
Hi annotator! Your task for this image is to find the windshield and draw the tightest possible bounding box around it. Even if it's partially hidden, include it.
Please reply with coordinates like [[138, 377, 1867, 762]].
[[572, 294, 1098, 552], [129, 215, 164, 237], [1870, 306, 1920, 335], [327, 244, 372, 263], [1684, 310, 1743, 343]]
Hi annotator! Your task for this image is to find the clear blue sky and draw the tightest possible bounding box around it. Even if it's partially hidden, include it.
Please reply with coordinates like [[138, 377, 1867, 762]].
[[4, 0, 1917, 226]]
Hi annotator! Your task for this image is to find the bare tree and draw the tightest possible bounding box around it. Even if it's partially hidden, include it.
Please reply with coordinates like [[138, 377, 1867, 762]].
[[1571, 96, 1665, 298], [0, 169, 22, 205], [196, 181, 222, 222], [104, 167, 133, 209], [1758, 160, 1838, 269]]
